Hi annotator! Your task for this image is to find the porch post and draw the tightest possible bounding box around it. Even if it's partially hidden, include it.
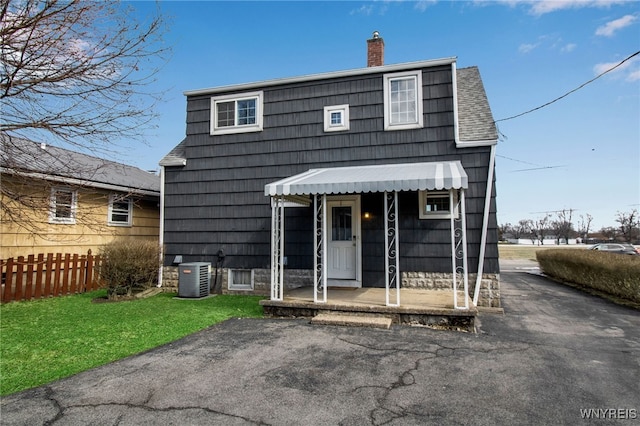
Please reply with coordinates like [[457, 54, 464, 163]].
[[450, 189, 469, 310], [314, 194, 327, 303], [270, 196, 285, 301], [384, 191, 400, 307]]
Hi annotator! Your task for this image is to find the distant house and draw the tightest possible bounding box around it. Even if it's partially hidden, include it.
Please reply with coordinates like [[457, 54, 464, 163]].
[[160, 33, 500, 308], [0, 133, 160, 259]]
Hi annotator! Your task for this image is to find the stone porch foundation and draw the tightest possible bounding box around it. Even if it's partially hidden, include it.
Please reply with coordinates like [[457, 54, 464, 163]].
[[161, 266, 500, 308]]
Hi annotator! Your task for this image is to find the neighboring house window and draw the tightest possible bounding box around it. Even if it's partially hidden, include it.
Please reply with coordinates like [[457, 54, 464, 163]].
[[418, 190, 458, 219], [228, 269, 254, 291], [211, 91, 263, 135], [324, 104, 350, 132], [108, 195, 132, 226], [383, 71, 424, 131], [49, 188, 77, 224]]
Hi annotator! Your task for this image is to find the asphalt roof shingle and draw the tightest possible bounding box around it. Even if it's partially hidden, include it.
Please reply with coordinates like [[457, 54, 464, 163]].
[[0, 133, 160, 195]]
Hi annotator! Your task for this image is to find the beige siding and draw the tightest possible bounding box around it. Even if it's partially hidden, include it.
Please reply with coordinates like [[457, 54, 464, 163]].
[[0, 177, 159, 259]]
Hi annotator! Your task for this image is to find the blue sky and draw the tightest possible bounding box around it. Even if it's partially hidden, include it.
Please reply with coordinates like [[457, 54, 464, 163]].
[[128, 0, 639, 230]]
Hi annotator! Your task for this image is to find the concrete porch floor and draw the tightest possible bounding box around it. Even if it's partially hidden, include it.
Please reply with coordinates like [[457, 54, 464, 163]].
[[259, 287, 477, 331]]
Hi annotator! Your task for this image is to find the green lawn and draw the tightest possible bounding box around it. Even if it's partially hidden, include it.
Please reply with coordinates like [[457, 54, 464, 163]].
[[0, 290, 264, 396], [498, 243, 586, 261]]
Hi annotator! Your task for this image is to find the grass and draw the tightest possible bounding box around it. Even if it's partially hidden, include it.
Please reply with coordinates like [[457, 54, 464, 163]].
[[498, 243, 585, 261], [0, 290, 264, 396]]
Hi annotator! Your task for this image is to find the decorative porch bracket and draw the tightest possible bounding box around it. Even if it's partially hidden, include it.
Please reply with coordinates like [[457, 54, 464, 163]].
[[384, 191, 400, 307], [270, 195, 285, 301], [450, 189, 469, 309], [313, 194, 327, 303]]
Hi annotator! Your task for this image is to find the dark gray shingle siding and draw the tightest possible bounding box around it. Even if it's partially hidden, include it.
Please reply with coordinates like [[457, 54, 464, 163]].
[[163, 64, 498, 275]]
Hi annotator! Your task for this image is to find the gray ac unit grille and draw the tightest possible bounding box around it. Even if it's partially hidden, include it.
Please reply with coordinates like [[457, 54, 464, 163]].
[[178, 262, 211, 298]]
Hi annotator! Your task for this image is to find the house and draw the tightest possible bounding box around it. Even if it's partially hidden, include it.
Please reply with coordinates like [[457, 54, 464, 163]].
[[0, 133, 160, 259], [160, 33, 500, 309]]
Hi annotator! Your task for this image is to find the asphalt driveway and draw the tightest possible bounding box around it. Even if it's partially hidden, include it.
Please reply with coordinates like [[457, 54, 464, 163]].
[[2, 260, 639, 425]]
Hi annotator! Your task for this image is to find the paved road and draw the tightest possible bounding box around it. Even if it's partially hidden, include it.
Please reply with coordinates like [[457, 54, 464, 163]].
[[2, 262, 639, 425]]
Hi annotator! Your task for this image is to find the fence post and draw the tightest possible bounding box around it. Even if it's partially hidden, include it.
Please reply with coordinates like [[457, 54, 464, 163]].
[[1, 258, 12, 303], [61, 254, 71, 295], [35, 253, 44, 299], [53, 253, 62, 296], [15, 256, 25, 301], [70, 254, 79, 294], [44, 254, 54, 297], [86, 250, 94, 291], [24, 254, 35, 300]]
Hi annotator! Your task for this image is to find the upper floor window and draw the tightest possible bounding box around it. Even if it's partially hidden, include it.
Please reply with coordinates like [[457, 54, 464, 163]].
[[210, 91, 263, 135], [108, 195, 132, 226], [49, 188, 77, 224], [323, 104, 350, 132], [383, 71, 423, 131]]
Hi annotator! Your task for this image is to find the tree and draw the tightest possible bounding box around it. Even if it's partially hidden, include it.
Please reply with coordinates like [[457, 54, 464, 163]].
[[551, 209, 574, 244], [616, 209, 640, 243], [1, 0, 169, 150], [577, 213, 593, 243], [1, 0, 169, 236], [600, 226, 619, 242], [534, 214, 550, 245]]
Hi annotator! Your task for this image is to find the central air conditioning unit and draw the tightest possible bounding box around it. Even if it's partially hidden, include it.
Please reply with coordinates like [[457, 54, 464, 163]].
[[178, 262, 211, 298]]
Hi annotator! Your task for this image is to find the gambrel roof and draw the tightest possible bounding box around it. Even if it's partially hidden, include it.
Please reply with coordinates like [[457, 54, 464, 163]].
[[160, 58, 497, 166], [0, 133, 160, 197]]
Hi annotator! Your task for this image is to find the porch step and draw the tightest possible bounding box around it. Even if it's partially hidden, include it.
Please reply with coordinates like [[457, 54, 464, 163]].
[[311, 313, 392, 329]]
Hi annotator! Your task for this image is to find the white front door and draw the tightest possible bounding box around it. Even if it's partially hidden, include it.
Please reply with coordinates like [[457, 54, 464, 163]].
[[327, 197, 361, 287]]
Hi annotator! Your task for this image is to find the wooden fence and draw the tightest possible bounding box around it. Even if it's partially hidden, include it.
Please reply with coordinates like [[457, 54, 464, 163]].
[[0, 251, 103, 303]]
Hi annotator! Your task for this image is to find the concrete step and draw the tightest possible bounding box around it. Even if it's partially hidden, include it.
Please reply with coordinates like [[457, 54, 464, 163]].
[[311, 313, 392, 329]]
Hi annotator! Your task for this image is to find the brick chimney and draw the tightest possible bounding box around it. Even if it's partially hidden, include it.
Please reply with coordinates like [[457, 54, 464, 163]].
[[367, 31, 384, 67]]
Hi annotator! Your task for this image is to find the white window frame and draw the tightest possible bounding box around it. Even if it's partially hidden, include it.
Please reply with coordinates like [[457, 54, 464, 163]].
[[323, 104, 350, 132], [383, 71, 424, 131], [108, 194, 133, 227], [228, 269, 254, 291], [49, 187, 77, 224], [210, 91, 264, 135], [419, 190, 459, 220]]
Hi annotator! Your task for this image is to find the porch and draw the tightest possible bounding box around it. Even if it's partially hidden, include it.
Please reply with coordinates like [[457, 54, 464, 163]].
[[259, 287, 477, 331]]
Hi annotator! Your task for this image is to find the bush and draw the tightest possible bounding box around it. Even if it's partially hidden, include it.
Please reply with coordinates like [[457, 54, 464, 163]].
[[99, 239, 161, 299], [536, 249, 640, 304]]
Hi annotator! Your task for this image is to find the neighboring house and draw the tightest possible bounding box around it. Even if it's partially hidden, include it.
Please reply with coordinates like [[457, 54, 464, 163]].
[[0, 133, 160, 259], [160, 33, 500, 308]]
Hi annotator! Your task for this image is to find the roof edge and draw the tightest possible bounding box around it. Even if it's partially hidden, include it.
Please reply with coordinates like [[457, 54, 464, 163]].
[[184, 57, 457, 97]]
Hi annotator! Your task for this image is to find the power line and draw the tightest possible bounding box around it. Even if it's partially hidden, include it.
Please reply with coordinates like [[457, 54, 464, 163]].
[[495, 50, 640, 124]]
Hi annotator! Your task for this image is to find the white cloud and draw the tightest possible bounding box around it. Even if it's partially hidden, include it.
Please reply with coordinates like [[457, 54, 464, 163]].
[[593, 56, 640, 82], [561, 43, 577, 52], [414, 0, 438, 12], [494, 0, 629, 16], [595, 14, 638, 36], [519, 42, 539, 53], [350, 5, 374, 16], [627, 69, 640, 82]]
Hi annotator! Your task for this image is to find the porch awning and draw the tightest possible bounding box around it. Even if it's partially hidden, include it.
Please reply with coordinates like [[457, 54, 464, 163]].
[[265, 161, 468, 196]]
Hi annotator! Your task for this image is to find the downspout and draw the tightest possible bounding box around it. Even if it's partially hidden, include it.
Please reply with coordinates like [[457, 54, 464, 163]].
[[472, 143, 496, 305], [157, 165, 165, 288]]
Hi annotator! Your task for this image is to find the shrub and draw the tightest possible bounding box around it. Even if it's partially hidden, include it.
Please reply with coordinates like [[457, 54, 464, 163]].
[[536, 249, 640, 304], [99, 239, 161, 299]]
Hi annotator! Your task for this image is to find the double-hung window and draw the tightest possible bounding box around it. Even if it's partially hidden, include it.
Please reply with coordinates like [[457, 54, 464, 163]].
[[211, 91, 263, 135], [49, 188, 77, 224], [383, 71, 424, 131], [108, 195, 132, 226]]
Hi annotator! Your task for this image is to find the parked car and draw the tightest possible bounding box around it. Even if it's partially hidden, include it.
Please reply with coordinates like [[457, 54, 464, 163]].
[[588, 243, 640, 255]]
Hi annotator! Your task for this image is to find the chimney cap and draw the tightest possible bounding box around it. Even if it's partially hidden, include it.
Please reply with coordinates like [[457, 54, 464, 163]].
[[372, 31, 380, 39]]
